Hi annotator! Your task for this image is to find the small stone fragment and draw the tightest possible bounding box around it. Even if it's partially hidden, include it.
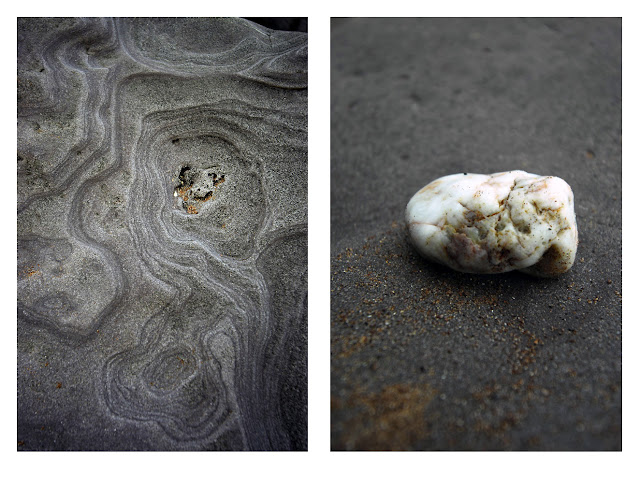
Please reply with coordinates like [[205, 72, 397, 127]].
[[405, 170, 578, 277]]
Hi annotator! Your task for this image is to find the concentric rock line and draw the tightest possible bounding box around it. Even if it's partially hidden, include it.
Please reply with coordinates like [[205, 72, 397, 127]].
[[18, 17, 307, 451]]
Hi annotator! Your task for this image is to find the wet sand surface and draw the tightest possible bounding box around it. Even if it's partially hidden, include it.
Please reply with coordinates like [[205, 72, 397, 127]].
[[331, 18, 621, 450]]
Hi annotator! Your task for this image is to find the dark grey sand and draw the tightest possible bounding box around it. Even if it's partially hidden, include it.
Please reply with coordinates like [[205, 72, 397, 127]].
[[331, 18, 621, 450], [18, 18, 307, 451]]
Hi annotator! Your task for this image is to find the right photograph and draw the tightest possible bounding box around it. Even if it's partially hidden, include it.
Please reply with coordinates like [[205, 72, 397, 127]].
[[330, 18, 621, 450]]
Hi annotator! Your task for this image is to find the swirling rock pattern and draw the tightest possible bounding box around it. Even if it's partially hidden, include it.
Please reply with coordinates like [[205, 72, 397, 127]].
[[18, 18, 307, 450]]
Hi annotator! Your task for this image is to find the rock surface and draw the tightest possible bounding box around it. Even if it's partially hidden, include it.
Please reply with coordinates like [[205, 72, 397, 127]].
[[18, 18, 307, 451], [405, 171, 578, 276], [331, 18, 621, 450]]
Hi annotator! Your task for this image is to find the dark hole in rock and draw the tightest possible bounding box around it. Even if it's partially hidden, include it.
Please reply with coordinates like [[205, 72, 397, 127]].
[[178, 166, 191, 182]]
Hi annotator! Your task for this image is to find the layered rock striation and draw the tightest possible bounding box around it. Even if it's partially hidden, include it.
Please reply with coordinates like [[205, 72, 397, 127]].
[[18, 18, 307, 451]]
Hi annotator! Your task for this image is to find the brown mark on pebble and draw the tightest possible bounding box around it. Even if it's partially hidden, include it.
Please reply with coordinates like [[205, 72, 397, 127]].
[[418, 180, 442, 195], [526, 245, 565, 277], [445, 232, 486, 269]]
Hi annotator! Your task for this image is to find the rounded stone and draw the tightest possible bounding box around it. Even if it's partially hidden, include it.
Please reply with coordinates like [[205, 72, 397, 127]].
[[405, 170, 578, 277]]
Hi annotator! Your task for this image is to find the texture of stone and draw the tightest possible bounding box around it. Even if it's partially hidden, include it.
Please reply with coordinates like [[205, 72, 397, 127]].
[[405, 171, 578, 276], [18, 17, 307, 451]]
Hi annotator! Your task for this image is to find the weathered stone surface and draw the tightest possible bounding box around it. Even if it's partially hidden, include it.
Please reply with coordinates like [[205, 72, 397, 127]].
[[406, 171, 578, 276], [18, 17, 307, 451]]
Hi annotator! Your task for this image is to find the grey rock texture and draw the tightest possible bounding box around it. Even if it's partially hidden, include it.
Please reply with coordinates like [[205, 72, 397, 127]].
[[18, 18, 307, 451], [331, 18, 621, 450]]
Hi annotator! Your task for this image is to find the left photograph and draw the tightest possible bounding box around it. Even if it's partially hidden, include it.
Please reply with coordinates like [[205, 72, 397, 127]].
[[17, 17, 308, 451]]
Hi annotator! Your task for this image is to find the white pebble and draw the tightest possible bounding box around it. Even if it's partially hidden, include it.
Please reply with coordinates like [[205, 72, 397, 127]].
[[405, 170, 578, 277]]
